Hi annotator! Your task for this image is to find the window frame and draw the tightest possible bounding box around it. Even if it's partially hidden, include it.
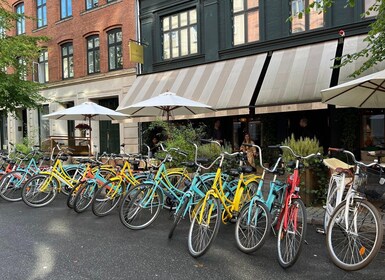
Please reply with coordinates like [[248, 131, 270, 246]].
[[61, 0, 72, 19], [36, 0, 47, 28], [61, 42, 74, 79], [290, 0, 324, 34], [232, 0, 260, 46], [161, 8, 198, 60], [86, 0, 99, 11], [107, 28, 123, 71], [15, 2, 25, 35], [87, 35, 100, 74], [38, 49, 49, 83]]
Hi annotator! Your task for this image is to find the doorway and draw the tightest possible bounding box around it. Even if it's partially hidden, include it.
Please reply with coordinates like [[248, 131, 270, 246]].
[[99, 98, 120, 153]]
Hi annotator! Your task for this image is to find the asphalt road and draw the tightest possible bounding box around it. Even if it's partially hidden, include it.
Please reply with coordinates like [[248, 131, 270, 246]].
[[0, 195, 384, 280]]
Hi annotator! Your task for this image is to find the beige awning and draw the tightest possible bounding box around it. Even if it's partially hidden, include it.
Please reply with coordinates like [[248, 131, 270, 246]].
[[255, 40, 338, 107], [118, 53, 267, 119]]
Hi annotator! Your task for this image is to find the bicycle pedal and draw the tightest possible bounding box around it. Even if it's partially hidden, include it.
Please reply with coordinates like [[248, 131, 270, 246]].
[[316, 228, 325, 235], [230, 217, 237, 223]]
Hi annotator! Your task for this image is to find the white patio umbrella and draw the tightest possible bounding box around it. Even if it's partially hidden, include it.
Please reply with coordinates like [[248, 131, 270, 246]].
[[43, 101, 129, 153], [321, 69, 385, 108], [116, 91, 215, 121]]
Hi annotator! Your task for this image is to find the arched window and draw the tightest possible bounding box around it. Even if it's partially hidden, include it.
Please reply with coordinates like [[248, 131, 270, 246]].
[[87, 35, 100, 74], [107, 28, 123, 71]]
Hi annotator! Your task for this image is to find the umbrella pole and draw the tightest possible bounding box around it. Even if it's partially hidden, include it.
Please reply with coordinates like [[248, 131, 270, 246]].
[[88, 117, 92, 157]]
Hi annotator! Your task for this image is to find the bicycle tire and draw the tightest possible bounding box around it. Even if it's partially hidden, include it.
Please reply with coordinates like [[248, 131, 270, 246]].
[[119, 184, 163, 230], [74, 181, 98, 213], [66, 182, 80, 209], [187, 194, 221, 258], [168, 196, 190, 239], [326, 198, 383, 271], [235, 200, 271, 253], [21, 174, 58, 208], [271, 188, 285, 227], [91, 180, 122, 217], [277, 198, 307, 268], [163, 173, 191, 210], [0, 170, 30, 202], [62, 165, 84, 196]]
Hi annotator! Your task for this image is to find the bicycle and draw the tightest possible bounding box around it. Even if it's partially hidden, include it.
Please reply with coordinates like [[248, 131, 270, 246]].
[[321, 148, 355, 233], [119, 143, 192, 230], [187, 142, 261, 257], [325, 148, 384, 271], [21, 143, 86, 207], [235, 144, 286, 253], [270, 145, 320, 268]]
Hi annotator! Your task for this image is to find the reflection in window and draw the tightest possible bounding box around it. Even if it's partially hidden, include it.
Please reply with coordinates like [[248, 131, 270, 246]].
[[233, 0, 259, 46], [34, 49, 49, 83], [16, 3, 25, 35], [364, 0, 379, 17], [363, 114, 384, 148], [61, 43, 74, 79], [162, 9, 198, 60], [291, 0, 324, 33], [61, 0, 72, 19], [38, 104, 50, 144], [108, 29, 123, 70], [86, 0, 99, 10], [37, 0, 47, 28], [87, 35, 100, 74]]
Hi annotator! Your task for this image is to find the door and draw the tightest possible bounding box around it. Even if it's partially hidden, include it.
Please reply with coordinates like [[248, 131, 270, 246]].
[[99, 98, 120, 153]]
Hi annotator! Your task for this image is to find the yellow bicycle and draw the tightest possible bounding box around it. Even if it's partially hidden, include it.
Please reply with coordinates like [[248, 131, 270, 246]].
[[188, 140, 260, 257]]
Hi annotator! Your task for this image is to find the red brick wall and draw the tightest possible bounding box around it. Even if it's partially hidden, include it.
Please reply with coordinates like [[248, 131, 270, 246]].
[[7, 0, 137, 82]]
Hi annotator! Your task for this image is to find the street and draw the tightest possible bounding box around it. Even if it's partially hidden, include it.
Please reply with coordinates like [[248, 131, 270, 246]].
[[0, 195, 384, 280]]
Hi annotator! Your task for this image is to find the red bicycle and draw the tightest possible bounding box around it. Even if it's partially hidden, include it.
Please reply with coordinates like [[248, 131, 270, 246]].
[[271, 145, 320, 268]]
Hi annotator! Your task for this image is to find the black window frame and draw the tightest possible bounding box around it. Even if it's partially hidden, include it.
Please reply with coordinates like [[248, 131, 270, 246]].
[[61, 42, 74, 79], [232, 0, 260, 46], [61, 0, 72, 19], [36, 0, 47, 28], [290, 0, 324, 33], [38, 48, 49, 83], [87, 35, 100, 74], [107, 28, 123, 71]]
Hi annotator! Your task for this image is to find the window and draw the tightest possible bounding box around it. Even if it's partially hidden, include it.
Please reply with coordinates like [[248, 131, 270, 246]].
[[86, 0, 99, 10], [233, 0, 259, 46], [34, 49, 49, 83], [108, 28, 123, 70], [18, 58, 27, 80], [37, 0, 47, 28], [364, 0, 379, 17], [61, 43, 74, 79], [362, 113, 384, 148], [291, 0, 324, 33], [61, 0, 72, 19], [16, 3, 25, 35], [0, 24, 5, 39], [87, 35, 100, 74], [107, 0, 117, 3], [162, 9, 198, 59], [38, 105, 50, 144]]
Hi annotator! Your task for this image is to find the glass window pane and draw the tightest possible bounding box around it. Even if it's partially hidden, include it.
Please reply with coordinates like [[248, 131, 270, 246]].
[[189, 10, 197, 24], [63, 59, 68, 79], [171, 31, 179, 58], [163, 17, 170, 31], [94, 37, 99, 47], [365, 0, 378, 17], [109, 47, 116, 69], [180, 12, 188, 27], [88, 52, 94, 73], [68, 45, 73, 55], [233, 14, 245, 45], [95, 51, 100, 72], [88, 39, 93, 49], [247, 11, 259, 42], [171, 15, 178, 29], [247, 0, 259, 9], [62, 47, 68, 56], [163, 32, 170, 59], [116, 31, 122, 42], [233, 0, 244, 12], [45, 63, 49, 82], [190, 26, 197, 54], [180, 28, 188, 56], [108, 33, 114, 44]]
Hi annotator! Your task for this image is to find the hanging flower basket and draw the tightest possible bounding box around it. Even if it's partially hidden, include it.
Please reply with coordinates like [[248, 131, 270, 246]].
[[75, 123, 92, 131]]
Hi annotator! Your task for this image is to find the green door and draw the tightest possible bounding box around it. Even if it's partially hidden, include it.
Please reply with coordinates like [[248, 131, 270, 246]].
[[99, 98, 120, 153]]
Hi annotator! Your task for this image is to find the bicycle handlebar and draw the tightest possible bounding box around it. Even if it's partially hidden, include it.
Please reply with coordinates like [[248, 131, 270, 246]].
[[328, 147, 379, 168], [242, 143, 283, 173]]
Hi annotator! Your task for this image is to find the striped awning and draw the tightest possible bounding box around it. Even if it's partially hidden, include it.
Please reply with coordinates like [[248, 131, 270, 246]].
[[118, 53, 267, 117], [255, 40, 338, 107]]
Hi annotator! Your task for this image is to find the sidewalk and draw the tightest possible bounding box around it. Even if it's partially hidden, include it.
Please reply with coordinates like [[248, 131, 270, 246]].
[[306, 205, 385, 227]]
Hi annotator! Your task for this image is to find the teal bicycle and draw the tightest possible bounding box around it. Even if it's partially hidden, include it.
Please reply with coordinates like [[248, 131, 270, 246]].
[[235, 144, 286, 253]]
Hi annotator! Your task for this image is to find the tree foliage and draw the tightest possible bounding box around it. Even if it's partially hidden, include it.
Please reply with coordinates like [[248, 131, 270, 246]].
[[0, 1, 49, 116], [305, 0, 385, 77]]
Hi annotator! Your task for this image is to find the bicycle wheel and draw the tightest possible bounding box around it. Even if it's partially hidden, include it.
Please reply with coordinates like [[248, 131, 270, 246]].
[[21, 174, 58, 208], [163, 172, 191, 210], [91, 179, 122, 217], [271, 188, 285, 227], [188, 194, 221, 258], [0, 170, 30, 202], [235, 200, 271, 253], [66, 182, 79, 209], [277, 198, 307, 268], [62, 165, 84, 196], [74, 181, 98, 213], [326, 198, 383, 271], [168, 196, 190, 239], [119, 184, 163, 230]]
